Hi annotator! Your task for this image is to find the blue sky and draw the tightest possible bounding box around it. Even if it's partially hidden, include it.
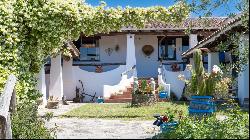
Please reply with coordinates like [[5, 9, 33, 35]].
[[85, 0, 240, 17]]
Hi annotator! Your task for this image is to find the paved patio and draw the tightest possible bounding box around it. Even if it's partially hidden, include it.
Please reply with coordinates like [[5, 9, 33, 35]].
[[38, 101, 85, 117], [45, 118, 160, 139]]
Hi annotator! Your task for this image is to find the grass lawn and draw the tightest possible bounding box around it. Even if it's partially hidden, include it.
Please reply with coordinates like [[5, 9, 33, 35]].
[[61, 102, 188, 120]]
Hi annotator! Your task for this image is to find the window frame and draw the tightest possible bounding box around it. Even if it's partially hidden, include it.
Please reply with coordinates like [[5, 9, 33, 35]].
[[158, 37, 177, 61], [79, 38, 100, 62]]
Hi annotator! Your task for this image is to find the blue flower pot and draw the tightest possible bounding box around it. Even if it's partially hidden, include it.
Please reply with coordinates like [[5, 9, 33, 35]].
[[159, 91, 168, 99], [188, 95, 216, 116], [160, 121, 178, 132], [97, 98, 104, 103]]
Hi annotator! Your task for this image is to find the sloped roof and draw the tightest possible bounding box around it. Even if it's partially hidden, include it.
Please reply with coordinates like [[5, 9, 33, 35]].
[[64, 41, 80, 58], [182, 13, 248, 57], [121, 17, 227, 31]]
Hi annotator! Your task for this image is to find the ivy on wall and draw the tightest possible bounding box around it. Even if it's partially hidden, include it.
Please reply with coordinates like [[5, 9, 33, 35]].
[[0, 0, 190, 101]]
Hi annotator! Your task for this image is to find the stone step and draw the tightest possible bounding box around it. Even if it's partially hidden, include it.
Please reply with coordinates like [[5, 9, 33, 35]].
[[110, 94, 132, 99], [122, 91, 132, 95], [105, 98, 132, 103], [125, 87, 133, 92]]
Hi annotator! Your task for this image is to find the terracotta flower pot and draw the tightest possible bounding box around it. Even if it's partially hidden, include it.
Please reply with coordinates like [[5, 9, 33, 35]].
[[46, 101, 59, 109], [36, 98, 43, 105]]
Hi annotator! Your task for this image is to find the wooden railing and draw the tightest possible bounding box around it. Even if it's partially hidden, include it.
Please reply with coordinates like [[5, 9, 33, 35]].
[[0, 74, 17, 139]]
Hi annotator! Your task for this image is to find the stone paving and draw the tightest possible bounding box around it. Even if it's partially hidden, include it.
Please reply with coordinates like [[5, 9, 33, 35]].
[[38, 102, 160, 139], [45, 118, 160, 139], [38, 101, 85, 117]]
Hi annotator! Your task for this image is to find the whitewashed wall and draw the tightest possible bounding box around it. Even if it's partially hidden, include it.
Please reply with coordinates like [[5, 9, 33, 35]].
[[78, 35, 185, 77], [63, 59, 76, 100], [98, 35, 127, 63], [56, 35, 189, 100], [36, 66, 46, 105], [73, 65, 126, 101], [45, 74, 50, 99], [238, 34, 249, 105], [162, 65, 189, 99], [134, 35, 159, 78]]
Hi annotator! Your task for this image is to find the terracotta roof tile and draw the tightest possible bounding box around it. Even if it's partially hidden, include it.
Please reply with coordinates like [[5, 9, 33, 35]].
[[121, 17, 227, 30], [182, 13, 247, 57]]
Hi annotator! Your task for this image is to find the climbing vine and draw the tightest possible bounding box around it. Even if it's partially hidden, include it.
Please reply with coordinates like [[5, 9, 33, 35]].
[[0, 0, 190, 97], [0, 0, 190, 138], [0, 0, 247, 138]]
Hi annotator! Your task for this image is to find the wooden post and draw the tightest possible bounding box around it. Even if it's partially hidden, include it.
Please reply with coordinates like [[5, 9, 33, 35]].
[[0, 74, 17, 139]]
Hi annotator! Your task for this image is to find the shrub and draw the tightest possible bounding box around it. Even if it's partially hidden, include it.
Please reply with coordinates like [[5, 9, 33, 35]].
[[153, 107, 249, 139], [179, 49, 231, 99], [11, 100, 56, 139], [170, 91, 178, 101]]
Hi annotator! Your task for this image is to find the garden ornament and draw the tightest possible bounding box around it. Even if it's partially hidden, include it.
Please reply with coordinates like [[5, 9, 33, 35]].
[[142, 45, 154, 57], [150, 78, 156, 94], [105, 48, 113, 56], [133, 77, 139, 93], [78, 80, 97, 102]]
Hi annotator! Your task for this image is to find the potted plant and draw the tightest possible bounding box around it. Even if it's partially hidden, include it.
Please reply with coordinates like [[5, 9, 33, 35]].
[[131, 78, 157, 107], [36, 97, 43, 105], [153, 110, 180, 132], [46, 96, 59, 109], [178, 49, 231, 115], [158, 85, 169, 99]]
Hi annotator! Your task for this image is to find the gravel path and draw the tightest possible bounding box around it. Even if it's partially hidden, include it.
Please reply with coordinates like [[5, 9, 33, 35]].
[[38, 102, 85, 117], [45, 118, 160, 139], [38, 102, 160, 139]]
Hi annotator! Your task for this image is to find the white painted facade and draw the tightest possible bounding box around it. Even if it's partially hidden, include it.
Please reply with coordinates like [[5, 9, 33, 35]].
[[44, 33, 203, 101], [135, 35, 159, 78], [36, 66, 47, 105], [99, 35, 127, 63], [207, 52, 220, 73], [238, 34, 249, 105], [62, 59, 76, 100], [161, 65, 189, 99], [43, 32, 249, 103], [158, 66, 171, 98], [189, 34, 198, 67], [49, 54, 63, 100], [73, 65, 127, 101]]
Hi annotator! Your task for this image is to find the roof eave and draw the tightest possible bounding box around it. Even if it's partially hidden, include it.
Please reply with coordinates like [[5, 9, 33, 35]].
[[182, 16, 245, 58]]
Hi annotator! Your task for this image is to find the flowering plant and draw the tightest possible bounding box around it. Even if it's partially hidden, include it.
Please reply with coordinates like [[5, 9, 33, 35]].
[[178, 49, 231, 99], [134, 79, 154, 94]]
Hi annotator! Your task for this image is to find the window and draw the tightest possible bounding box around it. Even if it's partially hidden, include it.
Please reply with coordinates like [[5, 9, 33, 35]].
[[159, 37, 176, 60], [203, 54, 208, 70], [79, 38, 100, 61], [182, 37, 189, 53]]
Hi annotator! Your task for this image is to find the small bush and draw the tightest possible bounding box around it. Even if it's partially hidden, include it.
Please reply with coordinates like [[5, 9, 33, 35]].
[[11, 100, 56, 139], [170, 92, 178, 101], [153, 107, 249, 139]]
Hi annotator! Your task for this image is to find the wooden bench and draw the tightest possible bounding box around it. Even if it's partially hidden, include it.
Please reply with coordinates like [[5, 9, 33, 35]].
[[0, 74, 17, 139]]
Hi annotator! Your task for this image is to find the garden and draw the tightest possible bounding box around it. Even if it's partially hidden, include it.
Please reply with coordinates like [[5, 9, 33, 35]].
[[0, 0, 249, 139], [59, 48, 249, 139]]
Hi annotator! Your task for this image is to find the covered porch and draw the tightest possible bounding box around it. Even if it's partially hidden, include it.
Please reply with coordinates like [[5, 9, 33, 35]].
[[37, 17, 226, 103], [182, 13, 249, 105]]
